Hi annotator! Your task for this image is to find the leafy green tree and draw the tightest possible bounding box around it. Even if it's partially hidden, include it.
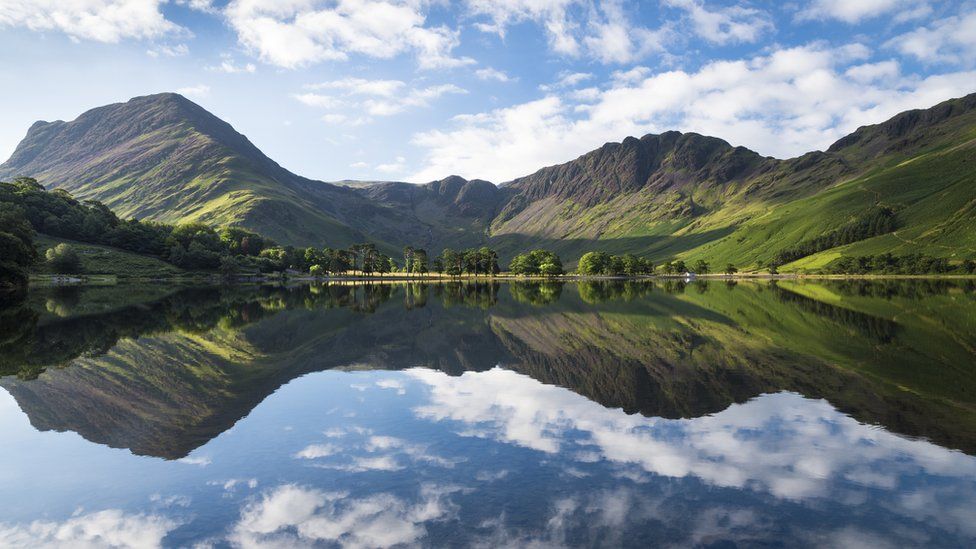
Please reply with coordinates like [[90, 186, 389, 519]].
[[510, 250, 562, 276], [478, 247, 500, 275], [220, 256, 240, 277], [412, 249, 429, 275], [673, 260, 687, 273], [964, 259, 976, 274], [0, 207, 36, 287], [463, 249, 481, 275], [725, 263, 738, 276], [693, 259, 709, 275], [440, 249, 462, 277], [309, 264, 324, 277], [578, 252, 610, 275], [46, 243, 82, 274]]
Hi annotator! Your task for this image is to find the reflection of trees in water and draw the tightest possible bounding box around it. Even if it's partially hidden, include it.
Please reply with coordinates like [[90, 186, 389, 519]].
[[772, 285, 900, 343], [509, 281, 564, 306], [578, 280, 657, 303], [433, 282, 499, 309], [831, 279, 976, 299]]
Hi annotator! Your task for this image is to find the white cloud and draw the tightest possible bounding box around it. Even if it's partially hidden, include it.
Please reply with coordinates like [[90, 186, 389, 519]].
[[295, 78, 466, 122], [466, 0, 668, 64], [293, 93, 345, 109], [350, 161, 370, 169], [410, 43, 976, 182], [376, 156, 407, 174], [229, 484, 457, 548], [376, 379, 407, 394], [146, 43, 189, 57], [176, 84, 212, 99], [475, 67, 515, 82], [295, 443, 340, 459], [539, 71, 593, 91], [665, 0, 773, 44], [845, 60, 900, 83], [223, 0, 474, 69], [0, 0, 181, 42], [884, 11, 976, 64], [307, 77, 405, 97], [209, 59, 257, 73], [0, 509, 178, 548], [798, 0, 914, 23]]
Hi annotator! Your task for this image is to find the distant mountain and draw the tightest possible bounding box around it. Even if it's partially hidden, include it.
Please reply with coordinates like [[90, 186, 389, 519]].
[[3, 91, 975, 269]]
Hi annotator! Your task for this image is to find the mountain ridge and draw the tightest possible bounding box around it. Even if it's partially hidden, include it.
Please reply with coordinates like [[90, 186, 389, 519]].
[[2, 91, 975, 269]]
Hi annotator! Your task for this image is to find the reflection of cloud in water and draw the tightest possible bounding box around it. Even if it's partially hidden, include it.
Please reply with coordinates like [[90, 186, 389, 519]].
[[294, 432, 462, 472], [0, 509, 178, 548], [229, 484, 459, 548], [408, 367, 976, 534]]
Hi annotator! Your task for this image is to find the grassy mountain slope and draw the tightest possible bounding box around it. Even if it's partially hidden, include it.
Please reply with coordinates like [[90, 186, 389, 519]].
[[490, 93, 976, 268], [2, 91, 974, 268], [0, 93, 370, 248]]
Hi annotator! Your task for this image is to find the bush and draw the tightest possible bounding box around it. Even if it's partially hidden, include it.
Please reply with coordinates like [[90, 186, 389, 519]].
[[46, 243, 82, 274]]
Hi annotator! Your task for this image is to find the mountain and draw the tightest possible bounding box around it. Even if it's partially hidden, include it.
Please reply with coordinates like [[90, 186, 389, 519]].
[[3, 91, 975, 269]]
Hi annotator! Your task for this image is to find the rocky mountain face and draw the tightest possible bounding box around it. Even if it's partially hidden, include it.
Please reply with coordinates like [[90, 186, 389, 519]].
[[2, 91, 975, 267]]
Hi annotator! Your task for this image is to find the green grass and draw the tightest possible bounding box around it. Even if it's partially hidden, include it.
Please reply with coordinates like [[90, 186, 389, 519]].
[[32, 234, 184, 278]]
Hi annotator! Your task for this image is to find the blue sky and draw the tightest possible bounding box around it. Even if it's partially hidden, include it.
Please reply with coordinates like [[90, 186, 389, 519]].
[[0, 1, 974, 183]]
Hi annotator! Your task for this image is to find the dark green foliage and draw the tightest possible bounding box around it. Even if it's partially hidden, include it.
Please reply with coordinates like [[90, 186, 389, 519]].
[[45, 243, 82, 274], [825, 253, 953, 275], [435, 247, 499, 276], [509, 250, 563, 276], [0, 205, 36, 287], [577, 251, 653, 276], [725, 264, 738, 276], [774, 207, 898, 266], [0, 178, 278, 273]]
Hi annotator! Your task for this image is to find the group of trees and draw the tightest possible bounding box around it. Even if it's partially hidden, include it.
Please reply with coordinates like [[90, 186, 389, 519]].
[[773, 207, 898, 267], [577, 252, 654, 276], [826, 254, 973, 275], [0, 205, 37, 288], [436, 247, 501, 277], [0, 177, 282, 277], [508, 250, 564, 277]]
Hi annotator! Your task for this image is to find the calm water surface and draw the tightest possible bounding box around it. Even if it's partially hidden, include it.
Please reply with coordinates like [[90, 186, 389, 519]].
[[1, 280, 975, 547]]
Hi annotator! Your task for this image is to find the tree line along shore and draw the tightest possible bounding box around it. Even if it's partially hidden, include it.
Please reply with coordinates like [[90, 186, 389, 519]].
[[4, 176, 976, 289]]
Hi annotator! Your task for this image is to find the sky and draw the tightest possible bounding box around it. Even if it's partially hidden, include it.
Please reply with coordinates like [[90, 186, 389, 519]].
[[0, 1, 974, 184]]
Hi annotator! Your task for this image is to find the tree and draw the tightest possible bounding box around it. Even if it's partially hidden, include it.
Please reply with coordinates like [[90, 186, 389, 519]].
[[693, 259, 709, 275], [510, 250, 562, 276], [463, 249, 481, 275], [478, 247, 500, 275], [539, 261, 562, 277], [412, 249, 429, 276], [441, 249, 462, 277], [964, 259, 976, 274], [578, 252, 610, 275], [309, 264, 324, 277], [0, 207, 36, 288], [220, 256, 240, 278], [403, 246, 415, 274], [673, 260, 687, 273], [724, 263, 738, 276], [46, 243, 82, 274]]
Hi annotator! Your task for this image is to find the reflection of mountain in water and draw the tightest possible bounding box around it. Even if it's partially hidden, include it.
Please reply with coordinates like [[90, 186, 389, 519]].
[[1, 280, 974, 459]]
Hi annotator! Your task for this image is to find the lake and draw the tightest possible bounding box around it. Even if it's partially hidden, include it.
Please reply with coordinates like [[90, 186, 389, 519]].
[[0, 279, 975, 548]]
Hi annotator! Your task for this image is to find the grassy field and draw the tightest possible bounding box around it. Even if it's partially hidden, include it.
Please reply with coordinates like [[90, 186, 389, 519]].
[[32, 234, 184, 278]]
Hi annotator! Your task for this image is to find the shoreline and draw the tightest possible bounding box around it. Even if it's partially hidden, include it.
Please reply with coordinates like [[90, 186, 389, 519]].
[[26, 272, 976, 287]]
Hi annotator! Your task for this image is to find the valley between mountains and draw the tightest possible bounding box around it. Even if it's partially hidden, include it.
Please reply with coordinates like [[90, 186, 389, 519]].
[[2, 91, 975, 271]]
